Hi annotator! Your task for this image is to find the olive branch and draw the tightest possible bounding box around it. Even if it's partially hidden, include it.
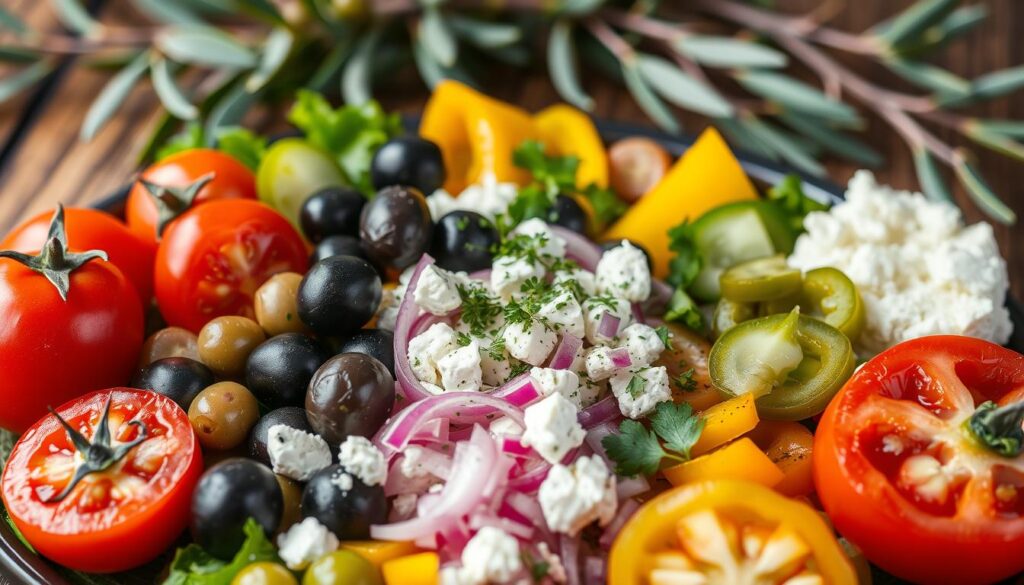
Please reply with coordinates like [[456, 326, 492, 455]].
[[1, 0, 1022, 223]]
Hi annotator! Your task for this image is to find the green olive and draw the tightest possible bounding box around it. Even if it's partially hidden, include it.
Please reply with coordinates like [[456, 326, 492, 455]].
[[255, 273, 308, 336], [275, 474, 303, 535], [232, 562, 298, 585], [257, 138, 347, 228], [188, 382, 261, 450], [198, 316, 267, 378], [138, 327, 200, 367], [303, 551, 382, 585]]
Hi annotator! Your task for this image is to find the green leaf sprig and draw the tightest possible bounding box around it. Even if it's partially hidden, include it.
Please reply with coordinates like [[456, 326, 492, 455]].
[[601, 401, 705, 476], [162, 518, 278, 585]]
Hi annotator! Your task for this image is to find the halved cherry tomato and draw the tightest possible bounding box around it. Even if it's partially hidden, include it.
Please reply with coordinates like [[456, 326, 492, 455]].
[[1, 388, 202, 572], [127, 149, 257, 243], [1, 207, 156, 302], [607, 137, 671, 203], [815, 336, 1024, 584], [653, 321, 720, 411], [155, 199, 308, 332], [609, 479, 856, 585]]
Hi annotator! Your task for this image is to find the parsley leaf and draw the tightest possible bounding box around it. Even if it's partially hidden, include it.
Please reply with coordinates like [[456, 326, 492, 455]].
[[457, 284, 502, 337], [582, 183, 627, 226], [513, 140, 579, 186], [625, 374, 646, 399], [767, 174, 829, 233], [655, 325, 674, 350], [674, 368, 698, 392], [162, 518, 278, 585], [666, 220, 702, 289], [649, 401, 705, 459], [455, 332, 472, 347], [665, 288, 704, 332]]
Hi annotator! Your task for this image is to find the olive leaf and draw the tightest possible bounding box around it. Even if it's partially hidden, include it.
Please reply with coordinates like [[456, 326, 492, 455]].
[[715, 116, 780, 161], [963, 124, 1024, 163], [412, 32, 477, 90], [890, 4, 987, 57], [883, 57, 970, 97], [342, 27, 382, 105], [912, 148, 951, 202], [0, 46, 41, 64], [420, 6, 458, 68], [953, 150, 1016, 225], [636, 54, 733, 118], [548, 19, 594, 111], [0, 60, 54, 103], [51, 0, 100, 36], [963, 66, 1024, 102], [778, 112, 882, 167], [203, 80, 255, 142], [0, 6, 28, 35], [131, 0, 206, 25], [622, 56, 680, 134], [487, 44, 531, 67], [156, 26, 257, 69], [81, 52, 150, 140], [739, 115, 825, 177], [246, 26, 292, 92], [151, 57, 198, 119], [306, 38, 355, 92], [970, 119, 1024, 141], [448, 15, 521, 49], [554, 0, 607, 16], [874, 0, 958, 47], [674, 35, 787, 69], [735, 70, 861, 126]]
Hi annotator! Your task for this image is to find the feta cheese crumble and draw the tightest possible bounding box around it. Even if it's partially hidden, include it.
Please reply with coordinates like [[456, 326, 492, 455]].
[[609, 366, 672, 419], [521, 393, 585, 463], [596, 240, 652, 302], [788, 170, 1012, 355], [582, 296, 633, 345], [502, 319, 557, 366], [408, 322, 460, 386], [444, 527, 524, 585], [536, 287, 586, 339], [530, 367, 582, 406], [414, 265, 463, 315], [538, 455, 617, 535], [491, 256, 545, 300], [337, 435, 387, 487], [267, 424, 332, 481], [276, 517, 340, 570], [437, 341, 484, 392], [621, 323, 666, 368]]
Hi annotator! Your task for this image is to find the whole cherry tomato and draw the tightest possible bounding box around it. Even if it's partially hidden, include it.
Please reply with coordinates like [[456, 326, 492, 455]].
[[1, 207, 156, 302], [1, 388, 202, 572], [155, 199, 308, 332], [127, 149, 257, 243], [815, 335, 1024, 585], [0, 206, 144, 432]]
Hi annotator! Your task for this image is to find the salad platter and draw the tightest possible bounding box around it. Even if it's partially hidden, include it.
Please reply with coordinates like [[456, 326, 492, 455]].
[[1, 81, 1022, 585]]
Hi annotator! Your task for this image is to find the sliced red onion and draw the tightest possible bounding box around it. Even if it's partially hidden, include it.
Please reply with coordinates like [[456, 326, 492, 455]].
[[631, 302, 645, 323], [468, 513, 535, 540], [560, 534, 582, 585], [550, 225, 602, 271], [410, 418, 449, 444], [616, 475, 650, 500], [645, 278, 673, 317], [394, 255, 438, 402], [492, 375, 541, 407], [584, 422, 617, 465], [597, 311, 621, 339], [584, 556, 607, 583], [548, 333, 583, 370], [375, 392, 525, 455], [508, 459, 552, 493], [499, 436, 532, 459], [599, 499, 640, 550], [469, 268, 491, 281], [578, 396, 621, 429], [609, 347, 632, 368]]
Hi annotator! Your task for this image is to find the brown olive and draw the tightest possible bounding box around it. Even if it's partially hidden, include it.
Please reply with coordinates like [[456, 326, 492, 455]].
[[188, 382, 261, 450], [198, 316, 266, 378], [138, 327, 200, 367], [358, 185, 432, 269], [255, 272, 308, 336], [306, 353, 395, 444], [275, 474, 304, 535]]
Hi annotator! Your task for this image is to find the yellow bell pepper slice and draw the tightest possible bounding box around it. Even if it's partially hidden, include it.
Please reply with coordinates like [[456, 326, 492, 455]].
[[382, 552, 440, 585], [534, 104, 608, 189], [691, 393, 759, 457], [663, 437, 785, 488], [420, 80, 537, 194], [341, 540, 421, 567], [605, 127, 759, 278]]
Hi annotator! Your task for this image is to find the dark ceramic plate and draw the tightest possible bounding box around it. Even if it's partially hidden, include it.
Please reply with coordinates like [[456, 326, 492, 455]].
[[2, 118, 1022, 585]]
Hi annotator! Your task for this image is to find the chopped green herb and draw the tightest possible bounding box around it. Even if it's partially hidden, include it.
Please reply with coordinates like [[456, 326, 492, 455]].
[[456, 332, 472, 347], [674, 369, 698, 392], [601, 401, 705, 476], [626, 374, 646, 399], [655, 325, 674, 350], [767, 174, 829, 233], [458, 284, 502, 337]]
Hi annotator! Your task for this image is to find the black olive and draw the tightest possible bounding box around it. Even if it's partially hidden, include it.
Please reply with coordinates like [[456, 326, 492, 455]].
[[249, 406, 314, 466], [429, 210, 499, 273], [370, 136, 446, 195], [246, 333, 328, 409], [306, 353, 395, 444], [300, 187, 366, 243], [131, 357, 214, 411], [298, 256, 382, 337], [359, 186, 433, 269], [190, 458, 282, 560], [301, 464, 387, 540], [310, 234, 369, 265], [335, 329, 395, 378], [600, 239, 654, 271], [547, 195, 588, 235]]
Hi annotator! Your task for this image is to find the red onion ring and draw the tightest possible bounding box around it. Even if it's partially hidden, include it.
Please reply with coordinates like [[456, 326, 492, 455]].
[[394, 255, 439, 402], [375, 392, 526, 454], [549, 225, 602, 271], [560, 534, 582, 585], [577, 396, 621, 429], [584, 556, 607, 583], [548, 333, 582, 370]]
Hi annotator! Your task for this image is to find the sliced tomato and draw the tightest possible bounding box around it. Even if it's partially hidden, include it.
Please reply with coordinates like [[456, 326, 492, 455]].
[[155, 199, 308, 332], [1, 388, 202, 573], [815, 335, 1024, 585], [609, 479, 856, 585]]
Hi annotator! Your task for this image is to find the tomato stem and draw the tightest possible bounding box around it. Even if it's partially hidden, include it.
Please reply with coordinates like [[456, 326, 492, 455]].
[[139, 172, 215, 238], [0, 205, 108, 301], [46, 396, 148, 503], [967, 400, 1024, 458]]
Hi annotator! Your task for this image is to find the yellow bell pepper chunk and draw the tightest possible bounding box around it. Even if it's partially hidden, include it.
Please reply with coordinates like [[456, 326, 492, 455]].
[[663, 437, 785, 488], [534, 104, 608, 189], [605, 127, 759, 278], [691, 393, 759, 457], [420, 80, 537, 194], [341, 540, 421, 567], [382, 552, 440, 585]]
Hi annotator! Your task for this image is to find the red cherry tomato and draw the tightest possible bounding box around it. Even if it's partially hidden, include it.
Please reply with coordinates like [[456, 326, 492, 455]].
[[1, 388, 202, 572], [815, 335, 1024, 585], [1, 207, 157, 302], [127, 149, 257, 243], [155, 199, 308, 332], [0, 219, 144, 433], [608, 137, 671, 203]]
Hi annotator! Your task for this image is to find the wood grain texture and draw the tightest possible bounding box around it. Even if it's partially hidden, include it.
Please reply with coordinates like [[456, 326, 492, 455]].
[[0, 0, 1021, 292]]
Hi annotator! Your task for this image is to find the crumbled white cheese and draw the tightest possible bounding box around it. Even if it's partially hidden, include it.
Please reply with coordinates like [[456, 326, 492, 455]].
[[267, 424, 332, 481], [539, 455, 617, 536], [537, 542, 568, 583], [530, 367, 581, 405], [582, 296, 633, 345], [437, 341, 484, 392], [276, 517, 340, 570], [511, 218, 567, 259], [521, 393, 585, 464], [620, 323, 666, 368], [330, 470, 354, 492], [788, 170, 1012, 355], [458, 527, 524, 585], [609, 366, 672, 419], [596, 240, 651, 302], [502, 319, 558, 366], [414, 265, 463, 315], [480, 349, 514, 387], [408, 322, 460, 385], [428, 178, 519, 222], [553, 267, 597, 296], [584, 346, 621, 381], [491, 256, 545, 300], [337, 435, 387, 487], [536, 288, 586, 339], [488, 416, 525, 436]]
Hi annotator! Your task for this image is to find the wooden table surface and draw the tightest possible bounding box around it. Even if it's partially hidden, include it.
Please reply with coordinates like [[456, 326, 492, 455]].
[[0, 0, 1022, 292]]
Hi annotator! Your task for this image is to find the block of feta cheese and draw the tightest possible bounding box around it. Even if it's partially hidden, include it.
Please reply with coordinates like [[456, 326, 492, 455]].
[[596, 240, 652, 302], [337, 435, 387, 487], [276, 517, 340, 570], [609, 366, 672, 419], [267, 424, 332, 481], [521, 393, 585, 464], [539, 455, 617, 535], [414, 265, 463, 315]]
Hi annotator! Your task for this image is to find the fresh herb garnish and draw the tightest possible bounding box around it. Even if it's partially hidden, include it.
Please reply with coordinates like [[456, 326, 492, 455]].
[[457, 284, 502, 337], [625, 374, 646, 399], [674, 368, 698, 392], [157, 124, 268, 171], [162, 518, 278, 585], [767, 174, 829, 233], [507, 360, 531, 380], [602, 401, 705, 476], [664, 288, 704, 333], [456, 332, 473, 347], [655, 325, 674, 350]]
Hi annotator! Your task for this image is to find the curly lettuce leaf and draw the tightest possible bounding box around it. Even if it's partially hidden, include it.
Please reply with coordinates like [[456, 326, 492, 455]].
[[162, 519, 278, 585]]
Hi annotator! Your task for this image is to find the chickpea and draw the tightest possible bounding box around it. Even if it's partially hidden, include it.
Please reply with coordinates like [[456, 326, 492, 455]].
[[188, 382, 260, 450], [198, 316, 266, 378]]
